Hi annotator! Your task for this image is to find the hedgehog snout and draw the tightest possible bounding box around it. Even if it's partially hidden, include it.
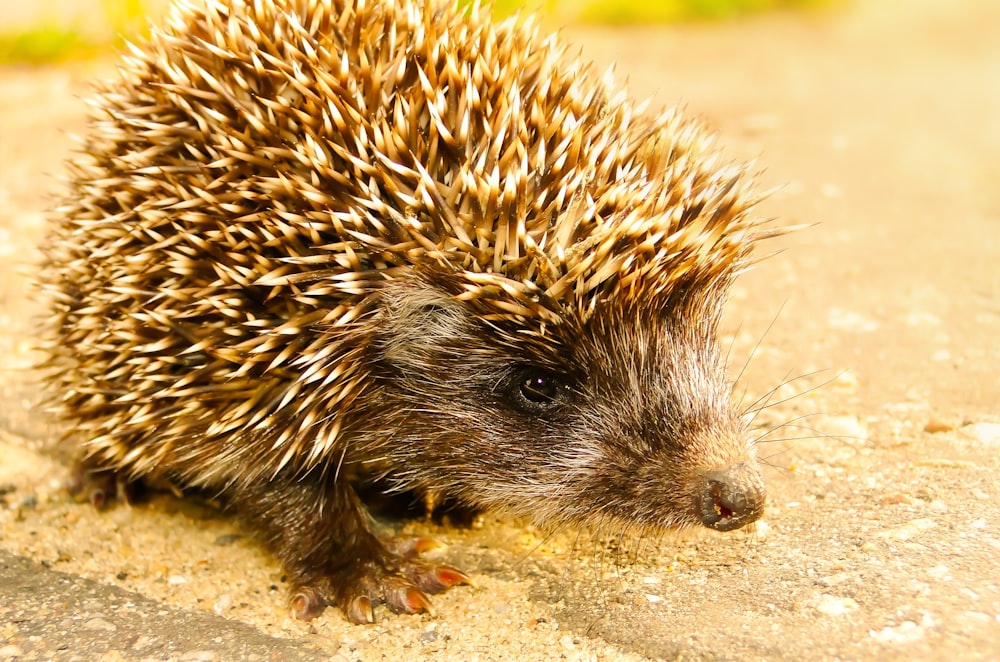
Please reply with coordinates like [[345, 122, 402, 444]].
[[695, 463, 765, 531]]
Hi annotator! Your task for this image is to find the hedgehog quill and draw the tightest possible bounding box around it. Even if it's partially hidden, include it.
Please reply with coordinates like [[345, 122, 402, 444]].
[[40, 0, 781, 623]]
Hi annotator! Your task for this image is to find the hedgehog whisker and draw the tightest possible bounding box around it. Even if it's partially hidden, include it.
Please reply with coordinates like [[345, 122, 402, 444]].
[[743, 367, 842, 418], [751, 412, 831, 444], [731, 298, 786, 389]]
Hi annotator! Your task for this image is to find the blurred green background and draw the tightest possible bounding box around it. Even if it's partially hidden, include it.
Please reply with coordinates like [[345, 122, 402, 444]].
[[0, 0, 835, 64]]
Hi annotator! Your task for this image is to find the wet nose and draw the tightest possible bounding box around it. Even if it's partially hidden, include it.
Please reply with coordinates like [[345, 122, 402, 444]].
[[696, 463, 765, 531]]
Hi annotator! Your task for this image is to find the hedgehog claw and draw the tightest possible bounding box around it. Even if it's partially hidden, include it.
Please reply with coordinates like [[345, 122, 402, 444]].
[[390, 536, 442, 558], [318, 545, 471, 623], [388, 586, 434, 615], [290, 588, 327, 621], [346, 595, 376, 624], [409, 564, 473, 593], [336, 557, 467, 622]]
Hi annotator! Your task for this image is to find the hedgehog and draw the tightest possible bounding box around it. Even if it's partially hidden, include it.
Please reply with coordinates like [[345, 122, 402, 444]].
[[39, 0, 778, 623]]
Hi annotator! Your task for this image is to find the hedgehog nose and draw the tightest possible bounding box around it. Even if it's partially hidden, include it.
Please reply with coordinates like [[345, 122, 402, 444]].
[[696, 464, 765, 531]]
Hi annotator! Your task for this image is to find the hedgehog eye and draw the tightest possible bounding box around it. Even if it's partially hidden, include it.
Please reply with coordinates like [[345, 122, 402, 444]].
[[509, 370, 562, 413], [521, 374, 557, 403]]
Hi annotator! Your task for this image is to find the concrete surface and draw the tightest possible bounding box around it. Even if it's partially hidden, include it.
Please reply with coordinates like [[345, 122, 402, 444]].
[[1, 0, 999, 660], [0, 549, 327, 660]]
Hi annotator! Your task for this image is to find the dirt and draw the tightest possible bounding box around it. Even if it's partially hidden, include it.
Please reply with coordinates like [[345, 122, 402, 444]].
[[1, 0, 998, 660]]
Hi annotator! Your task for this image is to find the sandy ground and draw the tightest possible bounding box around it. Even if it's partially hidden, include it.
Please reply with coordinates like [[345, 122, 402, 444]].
[[1, 0, 999, 660]]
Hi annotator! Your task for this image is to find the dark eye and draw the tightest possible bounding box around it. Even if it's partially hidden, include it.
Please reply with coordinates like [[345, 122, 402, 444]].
[[509, 370, 563, 413], [521, 374, 557, 403]]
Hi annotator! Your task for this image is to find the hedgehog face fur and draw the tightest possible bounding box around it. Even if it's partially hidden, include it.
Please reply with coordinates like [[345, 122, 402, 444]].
[[41, 0, 774, 623]]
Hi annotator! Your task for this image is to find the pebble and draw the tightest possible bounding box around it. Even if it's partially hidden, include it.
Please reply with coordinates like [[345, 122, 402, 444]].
[[926, 565, 951, 581], [813, 593, 859, 617], [880, 491, 913, 506], [213, 594, 233, 614], [870, 620, 925, 644], [827, 308, 878, 332], [833, 370, 859, 391], [213, 533, 243, 546], [819, 415, 868, 444], [961, 611, 991, 625], [960, 422, 1000, 445], [818, 572, 853, 587], [742, 112, 782, 133], [923, 417, 955, 433], [83, 617, 116, 632], [930, 349, 952, 362], [877, 518, 936, 541], [904, 311, 941, 327], [751, 520, 770, 541]]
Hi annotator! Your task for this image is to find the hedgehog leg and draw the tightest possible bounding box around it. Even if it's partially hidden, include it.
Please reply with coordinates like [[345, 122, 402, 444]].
[[233, 471, 470, 623], [67, 457, 142, 509]]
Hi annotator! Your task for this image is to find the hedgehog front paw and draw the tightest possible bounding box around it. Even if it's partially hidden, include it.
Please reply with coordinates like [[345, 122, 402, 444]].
[[67, 461, 139, 509], [290, 544, 471, 624]]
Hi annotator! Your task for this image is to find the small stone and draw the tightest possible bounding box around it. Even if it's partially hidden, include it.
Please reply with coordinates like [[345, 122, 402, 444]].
[[880, 491, 913, 505], [927, 565, 951, 580], [961, 611, 991, 624], [904, 311, 941, 327], [742, 112, 782, 133], [179, 650, 218, 661], [752, 520, 770, 541], [833, 371, 859, 391], [213, 533, 243, 546], [813, 593, 859, 617], [84, 617, 117, 632], [819, 415, 868, 443], [132, 635, 157, 651], [818, 573, 853, 587], [213, 594, 233, 614], [168, 575, 188, 585], [923, 417, 954, 433], [871, 620, 925, 644], [961, 422, 1000, 445], [827, 308, 878, 332], [877, 518, 936, 541]]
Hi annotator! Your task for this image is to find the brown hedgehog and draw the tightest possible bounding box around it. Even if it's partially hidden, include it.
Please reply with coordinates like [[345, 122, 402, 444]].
[[40, 0, 777, 623]]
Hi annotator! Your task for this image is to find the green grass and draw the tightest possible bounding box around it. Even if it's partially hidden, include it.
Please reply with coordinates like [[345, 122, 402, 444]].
[[0, 26, 96, 63], [0, 0, 150, 64], [2, 0, 835, 64], [467, 0, 837, 22], [579, 0, 835, 23]]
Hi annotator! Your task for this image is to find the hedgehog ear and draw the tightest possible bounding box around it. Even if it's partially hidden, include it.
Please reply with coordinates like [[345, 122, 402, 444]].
[[374, 281, 474, 373]]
